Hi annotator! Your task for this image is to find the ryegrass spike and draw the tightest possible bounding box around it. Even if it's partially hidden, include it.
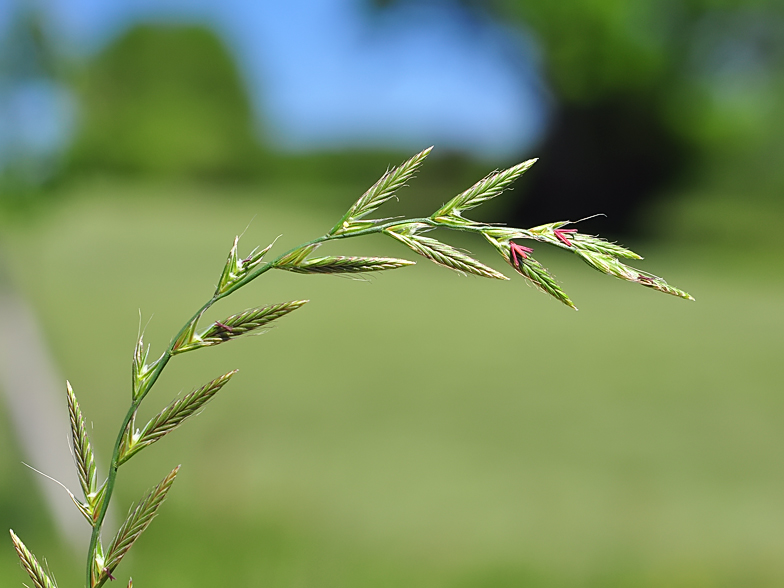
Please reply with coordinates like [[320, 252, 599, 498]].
[[330, 147, 433, 234], [387, 228, 509, 280], [66, 382, 97, 506], [432, 159, 537, 219], [486, 236, 576, 309], [9, 530, 58, 588], [118, 371, 237, 464], [569, 233, 642, 259], [576, 250, 694, 300], [513, 254, 576, 309], [527, 223, 642, 259], [199, 301, 309, 345], [173, 301, 308, 353], [286, 256, 415, 274], [99, 466, 179, 587]]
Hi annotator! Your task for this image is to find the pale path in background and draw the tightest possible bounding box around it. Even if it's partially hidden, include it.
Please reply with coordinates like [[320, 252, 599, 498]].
[[0, 257, 90, 549]]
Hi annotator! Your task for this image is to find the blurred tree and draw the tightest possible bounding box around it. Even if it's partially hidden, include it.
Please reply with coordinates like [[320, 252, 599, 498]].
[[0, 6, 58, 79], [68, 24, 262, 179], [373, 0, 784, 235]]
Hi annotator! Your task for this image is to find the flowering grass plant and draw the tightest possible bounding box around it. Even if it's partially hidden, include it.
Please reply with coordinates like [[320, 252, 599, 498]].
[[9, 148, 692, 588]]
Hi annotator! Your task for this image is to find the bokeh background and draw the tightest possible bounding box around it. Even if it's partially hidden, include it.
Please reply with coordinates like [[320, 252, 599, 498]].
[[1, 0, 783, 586]]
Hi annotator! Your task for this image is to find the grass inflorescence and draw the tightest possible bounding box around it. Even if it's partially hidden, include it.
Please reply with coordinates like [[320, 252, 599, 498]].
[[8, 149, 692, 588]]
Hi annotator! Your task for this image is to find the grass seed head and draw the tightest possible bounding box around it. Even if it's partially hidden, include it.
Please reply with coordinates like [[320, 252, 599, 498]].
[[10, 530, 58, 588]]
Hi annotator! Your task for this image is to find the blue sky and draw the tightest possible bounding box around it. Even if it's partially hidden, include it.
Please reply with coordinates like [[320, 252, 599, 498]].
[[2, 0, 548, 160]]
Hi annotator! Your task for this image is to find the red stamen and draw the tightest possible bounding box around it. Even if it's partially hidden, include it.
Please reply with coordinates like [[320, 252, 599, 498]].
[[553, 228, 577, 247], [215, 321, 235, 332], [509, 242, 533, 265], [104, 568, 115, 581]]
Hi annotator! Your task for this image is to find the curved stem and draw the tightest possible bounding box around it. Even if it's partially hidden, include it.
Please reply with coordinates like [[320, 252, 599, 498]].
[[219, 217, 443, 297], [85, 298, 216, 587]]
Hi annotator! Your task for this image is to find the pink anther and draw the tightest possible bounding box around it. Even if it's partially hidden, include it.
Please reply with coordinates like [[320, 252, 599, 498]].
[[510, 242, 534, 265], [553, 228, 577, 247]]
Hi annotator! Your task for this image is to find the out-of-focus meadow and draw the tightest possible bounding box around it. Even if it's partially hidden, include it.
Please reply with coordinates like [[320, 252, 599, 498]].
[[1, 1, 783, 587]]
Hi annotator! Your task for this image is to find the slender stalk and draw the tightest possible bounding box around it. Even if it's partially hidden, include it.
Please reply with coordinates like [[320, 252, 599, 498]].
[[86, 298, 216, 587]]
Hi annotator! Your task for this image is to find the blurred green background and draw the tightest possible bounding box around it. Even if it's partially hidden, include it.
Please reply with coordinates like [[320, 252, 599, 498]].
[[1, 1, 783, 587]]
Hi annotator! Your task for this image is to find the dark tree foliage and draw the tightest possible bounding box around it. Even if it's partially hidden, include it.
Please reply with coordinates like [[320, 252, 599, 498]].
[[372, 0, 784, 235], [520, 93, 688, 236]]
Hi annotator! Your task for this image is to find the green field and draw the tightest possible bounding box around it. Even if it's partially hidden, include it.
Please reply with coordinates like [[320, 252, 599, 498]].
[[1, 181, 783, 587]]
